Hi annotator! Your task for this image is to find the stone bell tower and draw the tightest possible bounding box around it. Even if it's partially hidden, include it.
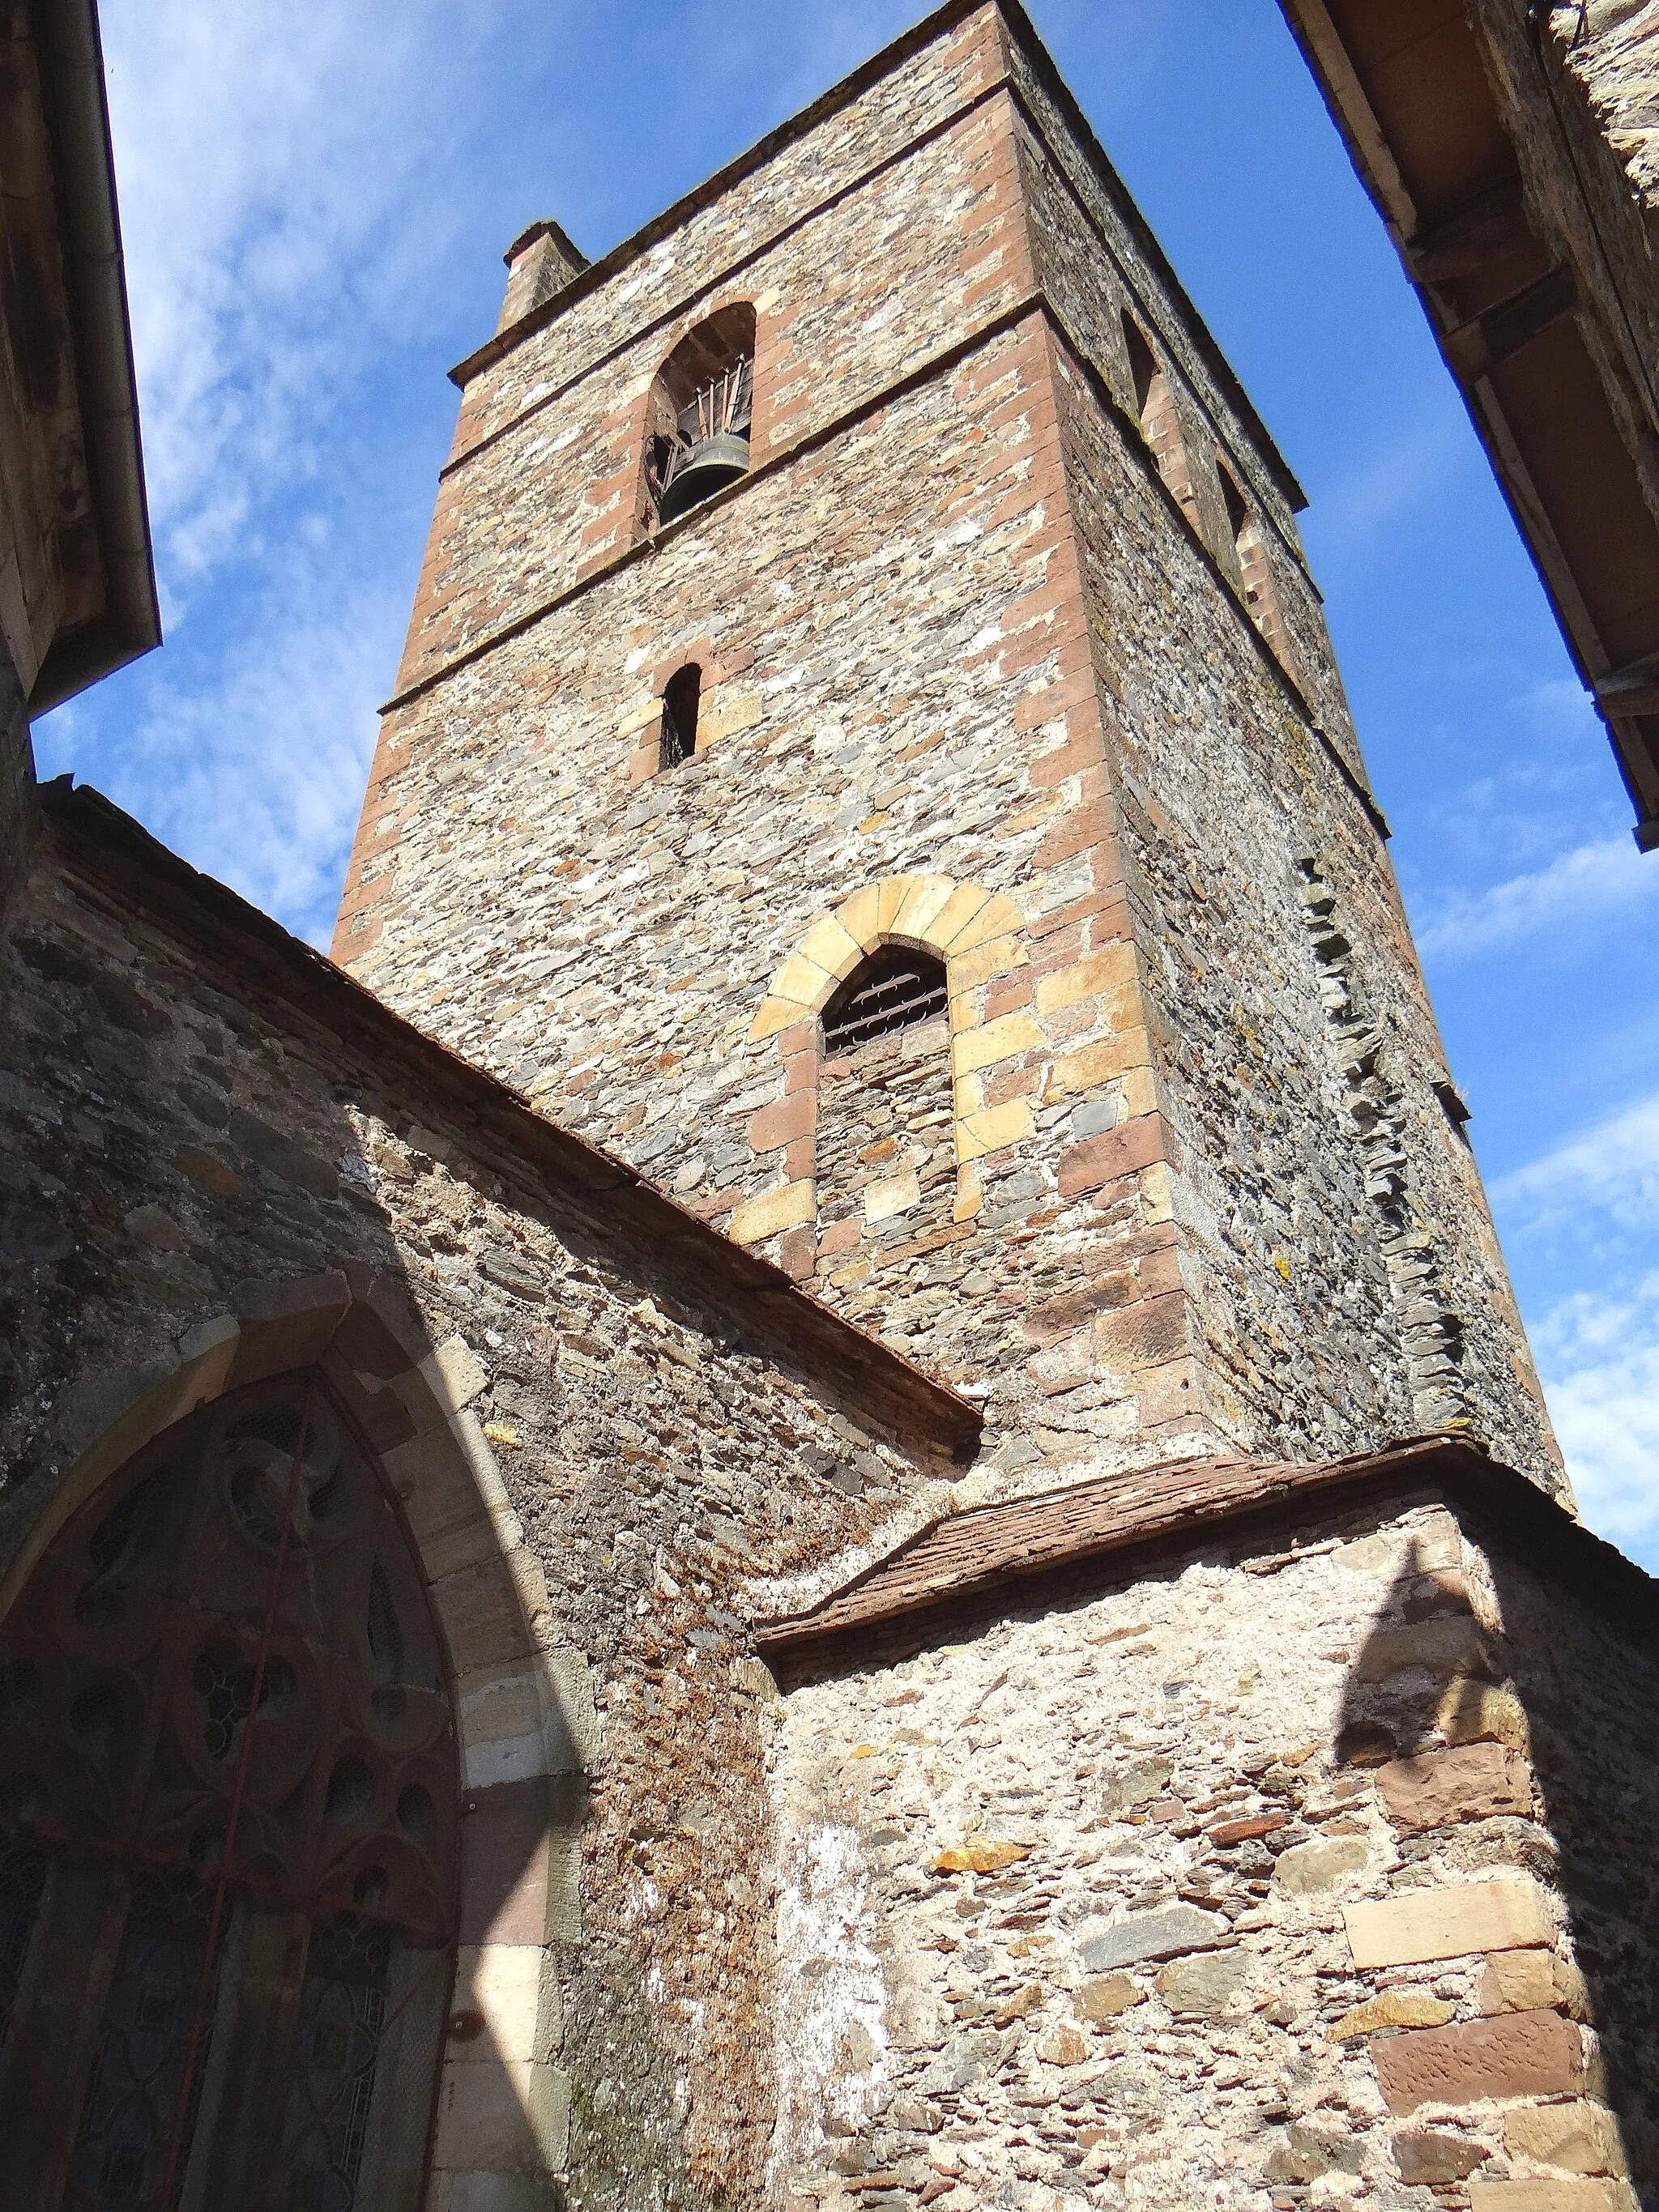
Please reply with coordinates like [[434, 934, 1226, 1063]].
[[333, 0, 1561, 1499]]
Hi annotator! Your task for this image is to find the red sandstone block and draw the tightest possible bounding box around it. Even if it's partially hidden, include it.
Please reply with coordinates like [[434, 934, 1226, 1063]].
[[983, 1063, 1040, 1108], [1015, 667, 1098, 728], [1090, 1289, 1191, 1371], [783, 1137, 815, 1181], [1029, 737, 1104, 791], [1021, 1270, 1138, 1340], [1035, 799, 1117, 872], [1377, 1744, 1533, 1833], [778, 1225, 816, 1281], [983, 975, 1034, 1020], [1026, 891, 1123, 944], [1059, 1114, 1166, 1199], [1000, 576, 1085, 634], [1371, 2011, 1584, 2115]]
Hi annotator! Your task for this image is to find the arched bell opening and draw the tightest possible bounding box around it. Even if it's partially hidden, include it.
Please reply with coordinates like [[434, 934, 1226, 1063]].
[[0, 1369, 458, 2212], [641, 302, 756, 531]]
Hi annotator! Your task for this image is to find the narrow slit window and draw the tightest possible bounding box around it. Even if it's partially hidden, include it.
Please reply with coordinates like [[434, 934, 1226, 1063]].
[[821, 948, 949, 1054], [659, 665, 701, 770]]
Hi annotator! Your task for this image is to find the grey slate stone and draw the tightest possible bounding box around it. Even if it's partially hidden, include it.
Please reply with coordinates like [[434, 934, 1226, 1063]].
[[1080, 1906, 1227, 1971]]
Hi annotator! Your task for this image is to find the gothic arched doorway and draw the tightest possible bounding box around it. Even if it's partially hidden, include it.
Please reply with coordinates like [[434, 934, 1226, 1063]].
[[0, 1370, 458, 2210]]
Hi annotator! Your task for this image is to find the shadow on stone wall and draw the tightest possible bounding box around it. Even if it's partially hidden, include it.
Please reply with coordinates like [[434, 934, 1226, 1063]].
[[1333, 1529, 1657, 2206], [0, 1298, 582, 2208]]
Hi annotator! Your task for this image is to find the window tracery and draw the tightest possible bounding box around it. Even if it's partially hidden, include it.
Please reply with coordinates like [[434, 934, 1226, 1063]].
[[0, 1372, 458, 2211]]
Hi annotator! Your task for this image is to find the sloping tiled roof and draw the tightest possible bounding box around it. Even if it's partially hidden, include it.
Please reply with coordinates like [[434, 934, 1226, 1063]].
[[755, 1435, 1654, 1670]]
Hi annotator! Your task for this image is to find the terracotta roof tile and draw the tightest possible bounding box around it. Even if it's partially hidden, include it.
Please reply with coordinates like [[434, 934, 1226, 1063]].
[[753, 1435, 1630, 1662]]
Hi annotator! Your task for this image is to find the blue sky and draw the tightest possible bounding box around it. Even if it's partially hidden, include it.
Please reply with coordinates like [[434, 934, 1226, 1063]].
[[45, 0, 1659, 1558]]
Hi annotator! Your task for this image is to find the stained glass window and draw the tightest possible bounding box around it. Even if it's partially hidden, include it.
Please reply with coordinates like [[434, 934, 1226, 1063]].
[[0, 1374, 458, 2210]]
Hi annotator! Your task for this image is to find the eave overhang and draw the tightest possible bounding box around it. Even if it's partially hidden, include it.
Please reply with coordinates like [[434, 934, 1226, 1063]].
[[1278, 0, 1659, 850], [27, 0, 160, 713]]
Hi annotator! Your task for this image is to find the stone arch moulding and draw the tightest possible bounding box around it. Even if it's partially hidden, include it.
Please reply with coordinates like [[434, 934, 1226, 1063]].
[[0, 1267, 591, 2204], [737, 873, 1030, 1255]]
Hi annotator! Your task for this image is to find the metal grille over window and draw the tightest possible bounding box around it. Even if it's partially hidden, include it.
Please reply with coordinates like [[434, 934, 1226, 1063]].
[[279, 1916, 393, 2211], [70, 1874, 221, 2210], [0, 1374, 458, 2210], [822, 948, 950, 1053], [0, 1831, 45, 2051]]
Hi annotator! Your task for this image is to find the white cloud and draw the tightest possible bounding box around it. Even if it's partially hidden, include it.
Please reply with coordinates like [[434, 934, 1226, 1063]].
[[1414, 833, 1659, 960], [1532, 1279, 1659, 1559], [1497, 1100, 1659, 1562], [114, 558, 402, 946], [1492, 1089, 1659, 1236], [100, 0, 514, 595], [33, 0, 562, 939], [1316, 407, 1473, 548]]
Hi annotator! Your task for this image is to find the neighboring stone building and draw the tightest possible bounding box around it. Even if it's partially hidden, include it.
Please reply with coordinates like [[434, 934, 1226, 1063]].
[[5, 4, 1659, 2212], [1277, 0, 1659, 852], [0, 0, 159, 901]]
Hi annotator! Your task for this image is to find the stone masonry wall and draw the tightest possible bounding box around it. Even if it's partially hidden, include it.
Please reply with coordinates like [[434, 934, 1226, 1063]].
[[334, 0, 1558, 1498], [395, 7, 1016, 697], [815, 1016, 959, 1298], [768, 1490, 1655, 2212], [339, 304, 1234, 1486], [0, 807, 966, 2212], [1045, 326, 1559, 1485], [997, 31, 1370, 788]]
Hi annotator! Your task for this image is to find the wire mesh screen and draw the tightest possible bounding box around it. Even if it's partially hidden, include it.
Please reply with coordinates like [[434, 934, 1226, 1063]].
[[0, 1831, 46, 2052], [69, 1874, 221, 2210], [821, 948, 950, 1053]]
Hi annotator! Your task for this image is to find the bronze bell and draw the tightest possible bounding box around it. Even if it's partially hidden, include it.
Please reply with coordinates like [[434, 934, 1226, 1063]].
[[656, 431, 750, 525]]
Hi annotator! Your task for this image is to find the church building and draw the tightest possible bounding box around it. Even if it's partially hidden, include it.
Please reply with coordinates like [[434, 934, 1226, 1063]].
[[2, 5, 1657, 2210]]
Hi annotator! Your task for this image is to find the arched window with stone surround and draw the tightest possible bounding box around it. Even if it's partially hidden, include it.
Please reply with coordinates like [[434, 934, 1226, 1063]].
[[1120, 309, 1197, 526], [816, 948, 956, 1281], [0, 1371, 458, 2212], [659, 663, 702, 770], [1218, 457, 1294, 670], [638, 303, 755, 533]]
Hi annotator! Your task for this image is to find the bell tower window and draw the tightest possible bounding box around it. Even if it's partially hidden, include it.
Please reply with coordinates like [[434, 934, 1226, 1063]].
[[817, 948, 956, 1279], [821, 948, 949, 1053], [659, 663, 702, 770], [642, 304, 756, 531], [1219, 458, 1293, 667]]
